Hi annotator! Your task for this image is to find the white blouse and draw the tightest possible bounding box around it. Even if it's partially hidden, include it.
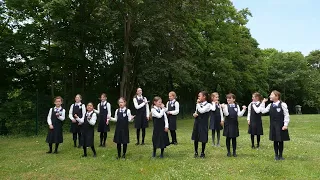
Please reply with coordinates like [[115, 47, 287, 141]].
[[47, 107, 66, 125], [221, 104, 246, 121], [68, 103, 86, 124], [110, 108, 134, 122], [133, 95, 150, 117], [260, 101, 290, 126], [165, 100, 180, 115], [151, 107, 169, 128], [94, 101, 111, 118], [247, 102, 262, 121]]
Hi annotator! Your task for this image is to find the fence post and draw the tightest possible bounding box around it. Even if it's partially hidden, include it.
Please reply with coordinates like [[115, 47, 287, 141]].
[[36, 89, 39, 135]]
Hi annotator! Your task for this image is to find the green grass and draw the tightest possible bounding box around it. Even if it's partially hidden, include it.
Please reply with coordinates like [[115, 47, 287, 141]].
[[1, 115, 320, 180]]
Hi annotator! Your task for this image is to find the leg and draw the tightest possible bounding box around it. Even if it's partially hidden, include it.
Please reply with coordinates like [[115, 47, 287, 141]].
[[212, 130, 215, 146], [122, 144, 127, 158], [53, 143, 59, 153], [173, 130, 177, 144], [160, 148, 164, 158], [83, 146, 87, 157], [78, 132, 82, 148], [194, 141, 199, 157], [91, 146, 97, 157], [257, 135, 261, 148], [136, 129, 140, 145], [226, 137, 231, 156], [273, 141, 279, 160], [103, 132, 107, 146], [117, 143, 121, 158], [279, 141, 284, 160], [99, 132, 103, 146], [46, 143, 53, 153], [251, 135, 255, 148], [217, 130, 221, 146], [141, 128, 146, 145], [73, 133, 77, 147], [152, 147, 156, 157], [170, 130, 174, 143], [232, 138, 237, 157], [200, 142, 206, 158]]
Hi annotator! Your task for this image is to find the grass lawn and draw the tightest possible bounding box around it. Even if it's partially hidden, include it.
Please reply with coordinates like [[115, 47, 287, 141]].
[[1, 114, 320, 180]]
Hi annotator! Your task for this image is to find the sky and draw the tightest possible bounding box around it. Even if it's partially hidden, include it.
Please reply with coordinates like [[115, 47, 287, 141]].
[[232, 0, 320, 55]]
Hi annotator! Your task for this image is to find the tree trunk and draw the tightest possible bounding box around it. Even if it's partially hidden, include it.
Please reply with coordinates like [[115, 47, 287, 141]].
[[120, 14, 132, 102]]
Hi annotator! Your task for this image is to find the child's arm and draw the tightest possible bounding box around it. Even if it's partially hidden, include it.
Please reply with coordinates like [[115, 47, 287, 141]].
[[168, 101, 180, 115], [75, 107, 85, 124], [247, 103, 251, 123], [151, 108, 165, 118], [88, 113, 97, 126], [219, 106, 224, 122], [260, 103, 271, 114], [145, 97, 150, 118], [109, 110, 118, 122], [57, 109, 66, 121], [237, 105, 246, 117], [196, 103, 211, 114], [211, 102, 216, 111], [107, 103, 111, 119], [94, 103, 100, 114], [127, 109, 135, 122], [133, 98, 146, 109], [47, 108, 53, 126], [221, 104, 229, 116], [164, 113, 169, 132], [282, 102, 290, 129], [252, 103, 262, 113], [69, 104, 74, 120]]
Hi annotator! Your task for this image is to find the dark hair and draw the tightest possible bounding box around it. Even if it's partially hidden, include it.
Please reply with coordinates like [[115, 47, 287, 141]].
[[272, 90, 281, 100], [87, 102, 94, 108], [54, 96, 63, 103], [153, 96, 162, 105], [134, 88, 142, 98], [226, 93, 236, 100], [199, 91, 209, 102], [253, 92, 263, 102], [101, 93, 107, 98]]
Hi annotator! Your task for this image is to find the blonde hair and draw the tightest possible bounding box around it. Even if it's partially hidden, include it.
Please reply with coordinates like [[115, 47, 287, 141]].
[[211, 92, 219, 100], [169, 91, 177, 98], [272, 90, 281, 100], [253, 92, 263, 102], [54, 96, 63, 103]]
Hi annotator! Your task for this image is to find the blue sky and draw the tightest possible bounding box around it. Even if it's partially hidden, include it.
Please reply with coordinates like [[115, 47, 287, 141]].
[[232, 0, 320, 55]]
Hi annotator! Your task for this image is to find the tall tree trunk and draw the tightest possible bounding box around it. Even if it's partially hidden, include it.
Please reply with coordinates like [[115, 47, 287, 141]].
[[48, 25, 54, 100], [120, 14, 132, 102]]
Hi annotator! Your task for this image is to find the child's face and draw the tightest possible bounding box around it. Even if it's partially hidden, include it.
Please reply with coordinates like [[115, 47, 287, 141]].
[[137, 88, 142, 96], [118, 99, 126, 108], [198, 93, 206, 102], [169, 93, 175, 101], [227, 97, 235, 104], [252, 95, 258, 102], [75, 95, 81, 103], [154, 99, 162, 107], [55, 99, 62, 107], [212, 95, 219, 102], [87, 103, 94, 111], [101, 95, 106, 102], [269, 92, 278, 102]]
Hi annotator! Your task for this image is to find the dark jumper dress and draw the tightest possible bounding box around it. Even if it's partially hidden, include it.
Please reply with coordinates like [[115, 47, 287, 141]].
[[223, 104, 239, 138], [113, 109, 130, 144], [269, 102, 290, 141], [248, 103, 263, 135], [152, 108, 170, 148], [191, 103, 210, 143], [46, 108, 64, 143]]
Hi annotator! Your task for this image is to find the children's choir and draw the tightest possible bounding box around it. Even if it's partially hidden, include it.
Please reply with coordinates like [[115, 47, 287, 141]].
[[45, 90, 291, 161]]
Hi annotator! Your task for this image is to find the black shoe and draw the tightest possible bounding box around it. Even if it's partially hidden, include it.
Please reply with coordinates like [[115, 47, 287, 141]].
[[102, 143, 106, 147], [275, 155, 280, 160], [152, 152, 156, 158], [251, 146, 255, 149], [46, 151, 52, 154], [77, 145, 82, 148], [170, 141, 174, 144], [141, 142, 145, 145], [122, 154, 126, 159], [194, 152, 199, 158], [82, 155, 87, 158], [256, 145, 260, 149], [116, 156, 121, 160], [227, 152, 231, 157], [233, 152, 237, 157], [279, 156, 285, 160], [174, 142, 178, 145], [53, 151, 58, 154], [93, 154, 97, 158], [74, 145, 77, 148], [135, 142, 140, 146], [99, 144, 103, 147], [200, 153, 205, 158], [160, 154, 164, 158]]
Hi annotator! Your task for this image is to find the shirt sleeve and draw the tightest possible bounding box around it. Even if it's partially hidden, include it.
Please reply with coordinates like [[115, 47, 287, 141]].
[[252, 103, 262, 113], [247, 103, 252, 121], [219, 106, 224, 122], [69, 104, 74, 120], [222, 105, 229, 117], [94, 103, 100, 114], [169, 101, 180, 115], [88, 113, 97, 126], [133, 98, 146, 109], [237, 105, 246, 117], [261, 103, 271, 114], [76, 105, 86, 124], [110, 110, 118, 122], [145, 98, 150, 117], [57, 109, 66, 121], [282, 103, 290, 126], [151, 108, 165, 118], [47, 108, 52, 125], [107, 103, 111, 118], [164, 112, 169, 128], [127, 109, 134, 122], [210, 103, 216, 111], [196, 103, 211, 114]]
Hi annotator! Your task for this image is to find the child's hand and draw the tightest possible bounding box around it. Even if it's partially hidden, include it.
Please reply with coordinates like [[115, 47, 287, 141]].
[[221, 104, 225, 108], [56, 113, 60, 116], [71, 119, 76, 123], [248, 120, 250, 125], [242, 105, 247, 110], [220, 121, 224, 126], [107, 115, 111, 119], [106, 119, 109, 125], [164, 128, 168, 132], [196, 99, 201, 104], [262, 98, 268, 103], [160, 103, 165, 109], [147, 116, 150, 121], [49, 125, 54, 129], [74, 114, 78, 118], [144, 99, 149, 104], [193, 113, 198, 118], [167, 111, 171, 115], [282, 126, 288, 130], [131, 115, 135, 120]]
